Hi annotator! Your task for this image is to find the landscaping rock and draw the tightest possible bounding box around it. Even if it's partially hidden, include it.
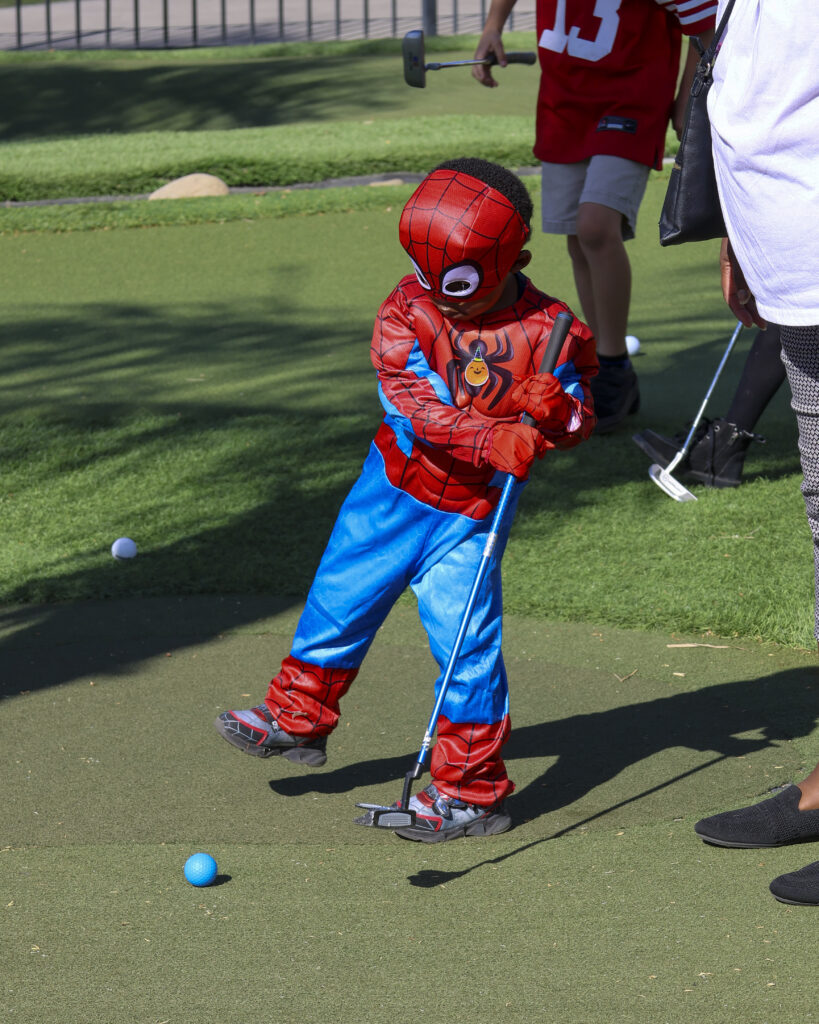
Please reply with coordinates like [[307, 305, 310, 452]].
[[149, 173, 230, 199]]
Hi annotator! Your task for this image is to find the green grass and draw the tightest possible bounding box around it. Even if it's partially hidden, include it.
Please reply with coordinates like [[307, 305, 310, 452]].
[[0, 115, 539, 201], [0, 38, 807, 649], [0, 38, 678, 201], [2, 45, 817, 1024], [0, 36, 539, 141], [0, 182, 417, 234], [0, 176, 809, 646]]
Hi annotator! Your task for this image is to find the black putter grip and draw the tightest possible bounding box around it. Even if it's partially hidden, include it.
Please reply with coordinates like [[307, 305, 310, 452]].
[[484, 51, 537, 67], [520, 311, 573, 428], [504, 51, 538, 65]]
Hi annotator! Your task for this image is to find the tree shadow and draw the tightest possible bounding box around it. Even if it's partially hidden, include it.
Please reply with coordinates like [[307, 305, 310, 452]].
[[402, 665, 818, 886], [0, 50, 411, 141], [270, 665, 818, 864], [0, 306, 806, 697], [0, 288, 381, 695], [0, 248, 806, 709]]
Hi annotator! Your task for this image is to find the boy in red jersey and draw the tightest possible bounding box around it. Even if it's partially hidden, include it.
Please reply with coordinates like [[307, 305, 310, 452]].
[[473, 0, 716, 431], [215, 158, 597, 842]]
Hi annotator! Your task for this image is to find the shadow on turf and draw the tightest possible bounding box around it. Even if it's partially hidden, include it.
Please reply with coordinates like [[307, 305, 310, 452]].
[[0, 51, 409, 142], [0, 296, 802, 696], [0, 295, 379, 694], [270, 665, 819, 883]]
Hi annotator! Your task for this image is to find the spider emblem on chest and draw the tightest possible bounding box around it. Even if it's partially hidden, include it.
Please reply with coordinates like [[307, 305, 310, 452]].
[[445, 328, 515, 410]]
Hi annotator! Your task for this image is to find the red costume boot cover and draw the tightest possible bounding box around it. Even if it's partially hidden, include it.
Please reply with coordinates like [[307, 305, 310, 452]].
[[430, 714, 514, 806], [264, 656, 358, 737]]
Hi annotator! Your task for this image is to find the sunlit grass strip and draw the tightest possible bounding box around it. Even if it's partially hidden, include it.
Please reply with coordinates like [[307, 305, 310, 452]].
[[0, 114, 537, 202], [0, 183, 419, 234]]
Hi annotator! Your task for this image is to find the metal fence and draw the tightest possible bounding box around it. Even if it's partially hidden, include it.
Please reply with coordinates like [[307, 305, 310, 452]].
[[1, 0, 535, 50]]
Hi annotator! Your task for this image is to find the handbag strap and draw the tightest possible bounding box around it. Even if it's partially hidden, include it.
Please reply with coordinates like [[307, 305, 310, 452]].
[[707, 0, 736, 65], [691, 0, 735, 89]]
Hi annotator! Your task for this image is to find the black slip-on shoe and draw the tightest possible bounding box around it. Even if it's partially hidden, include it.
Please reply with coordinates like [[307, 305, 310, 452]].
[[770, 860, 819, 906], [695, 785, 819, 849]]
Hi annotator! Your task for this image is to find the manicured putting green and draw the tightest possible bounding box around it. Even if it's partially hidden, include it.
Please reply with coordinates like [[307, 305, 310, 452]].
[[2, 597, 817, 1022]]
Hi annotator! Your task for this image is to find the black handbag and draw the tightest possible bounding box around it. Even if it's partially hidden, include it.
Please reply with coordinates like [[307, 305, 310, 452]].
[[659, 0, 735, 246]]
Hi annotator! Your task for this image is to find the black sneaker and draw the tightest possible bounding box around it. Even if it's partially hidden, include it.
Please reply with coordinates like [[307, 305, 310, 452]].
[[214, 704, 327, 766], [591, 361, 640, 433], [633, 417, 765, 488]]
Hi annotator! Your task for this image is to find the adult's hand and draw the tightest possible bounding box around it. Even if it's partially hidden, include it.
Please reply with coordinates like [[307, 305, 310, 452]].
[[720, 237, 767, 329]]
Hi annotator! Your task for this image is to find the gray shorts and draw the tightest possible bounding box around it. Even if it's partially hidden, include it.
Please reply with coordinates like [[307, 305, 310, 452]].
[[540, 155, 651, 241]]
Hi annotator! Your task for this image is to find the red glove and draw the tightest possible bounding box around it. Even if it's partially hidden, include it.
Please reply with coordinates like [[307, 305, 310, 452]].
[[484, 422, 549, 480], [509, 373, 573, 434]]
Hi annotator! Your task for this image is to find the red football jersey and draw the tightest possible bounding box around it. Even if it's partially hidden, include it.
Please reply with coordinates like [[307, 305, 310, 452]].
[[534, 0, 717, 169]]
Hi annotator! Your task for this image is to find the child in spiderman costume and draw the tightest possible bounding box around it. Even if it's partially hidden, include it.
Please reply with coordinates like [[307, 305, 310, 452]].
[[215, 157, 597, 842]]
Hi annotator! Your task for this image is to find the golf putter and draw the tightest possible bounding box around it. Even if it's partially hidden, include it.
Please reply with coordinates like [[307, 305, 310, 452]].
[[402, 29, 536, 89], [649, 320, 744, 502], [356, 311, 574, 830]]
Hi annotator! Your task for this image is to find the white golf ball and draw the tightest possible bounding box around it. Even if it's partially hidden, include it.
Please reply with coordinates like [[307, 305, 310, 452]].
[[626, 334, 641, 356], [111, 537, 138, 560]]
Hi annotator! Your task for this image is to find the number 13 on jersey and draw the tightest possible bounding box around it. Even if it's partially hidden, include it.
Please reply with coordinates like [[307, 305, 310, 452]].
[[539, 0, 622, 62]]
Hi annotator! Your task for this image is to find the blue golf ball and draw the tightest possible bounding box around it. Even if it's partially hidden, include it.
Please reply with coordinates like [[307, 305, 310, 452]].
[[184, 852, 218, 887]]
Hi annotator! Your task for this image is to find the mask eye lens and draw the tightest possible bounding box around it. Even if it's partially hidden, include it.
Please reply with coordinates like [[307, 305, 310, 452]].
[[410, 258, 432, 290], [441, 264, 481, 298]]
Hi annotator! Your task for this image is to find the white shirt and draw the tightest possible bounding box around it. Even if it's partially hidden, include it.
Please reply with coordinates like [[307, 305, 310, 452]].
[[708, 0, 819, 325]]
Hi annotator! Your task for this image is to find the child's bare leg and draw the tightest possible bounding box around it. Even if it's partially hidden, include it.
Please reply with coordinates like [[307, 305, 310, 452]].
[[573, 201, 631, 358], [566, 234, 598, 339]]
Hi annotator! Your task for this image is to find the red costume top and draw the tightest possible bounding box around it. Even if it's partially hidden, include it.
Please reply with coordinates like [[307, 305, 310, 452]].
[[371, 274, 597, 519], [534, 0, 717, 169]]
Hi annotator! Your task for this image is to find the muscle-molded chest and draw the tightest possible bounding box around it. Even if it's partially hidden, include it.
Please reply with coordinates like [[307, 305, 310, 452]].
[[422, 316, 542, 418]]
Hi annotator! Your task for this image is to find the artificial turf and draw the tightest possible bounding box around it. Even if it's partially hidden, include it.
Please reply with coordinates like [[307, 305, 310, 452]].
[[3, 597, 818, 1023]]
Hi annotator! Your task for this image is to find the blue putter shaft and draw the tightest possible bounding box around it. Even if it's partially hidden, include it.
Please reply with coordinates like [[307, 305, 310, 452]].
[[398, 310, 574, 809]]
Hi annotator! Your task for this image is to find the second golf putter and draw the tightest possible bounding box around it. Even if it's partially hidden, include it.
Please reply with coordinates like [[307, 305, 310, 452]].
[[402, 29, 536, 89]]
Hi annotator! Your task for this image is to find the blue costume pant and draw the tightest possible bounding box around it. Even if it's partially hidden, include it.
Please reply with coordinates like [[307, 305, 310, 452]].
[[290, 443, 519, 726]]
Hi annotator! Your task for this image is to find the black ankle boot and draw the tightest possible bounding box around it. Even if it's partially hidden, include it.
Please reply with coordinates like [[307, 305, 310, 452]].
[[591, 361, 640, 433], [633, 417, 765, 488]]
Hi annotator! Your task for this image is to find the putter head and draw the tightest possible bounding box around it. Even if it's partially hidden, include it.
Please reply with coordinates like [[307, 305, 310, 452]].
[[402, 30, 426, 88], [648, 463, 697, 502], [354, 802, 417, 829]]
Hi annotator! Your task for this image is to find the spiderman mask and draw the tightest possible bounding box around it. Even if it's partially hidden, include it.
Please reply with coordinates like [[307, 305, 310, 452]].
[[399, 169, 530, 307]]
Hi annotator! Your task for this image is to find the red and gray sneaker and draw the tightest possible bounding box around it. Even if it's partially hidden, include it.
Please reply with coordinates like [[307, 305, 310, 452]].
[[214, 705, 327, 766], [394, 783, 511, 843]]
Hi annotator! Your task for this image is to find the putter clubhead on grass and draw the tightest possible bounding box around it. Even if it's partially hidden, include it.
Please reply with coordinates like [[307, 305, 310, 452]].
[[645, 319, 744, 504], [648, 462, 697, 502], [354, 802, 417, 829], [355, 768, 422, 828]]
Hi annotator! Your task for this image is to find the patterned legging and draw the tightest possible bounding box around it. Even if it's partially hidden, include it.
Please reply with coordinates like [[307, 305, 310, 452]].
[[778, 324, 819, 639]]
